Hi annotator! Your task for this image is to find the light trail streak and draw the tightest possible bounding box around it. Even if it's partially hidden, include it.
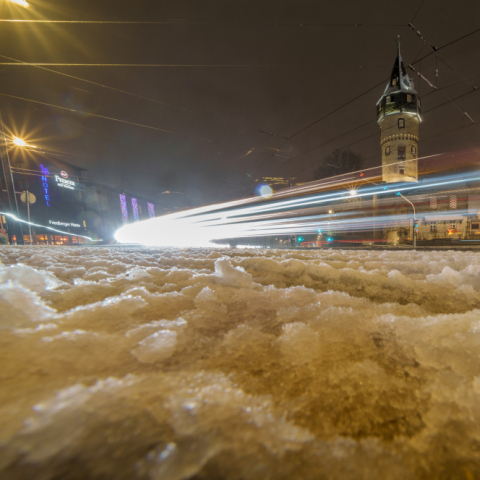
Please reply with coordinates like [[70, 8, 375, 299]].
[[115, 166, 480, 248], [0, 211, 94, 242]]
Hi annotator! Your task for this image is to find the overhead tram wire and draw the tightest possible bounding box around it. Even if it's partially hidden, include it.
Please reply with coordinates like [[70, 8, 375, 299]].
[[0, 54, 196, 113], [0, 63, 390, 67], [411, 0, 427, 24], [251, 25, 480, 179], [410, 0, 461, 64], [0, 19, 406, 26], [0, 91, 262, 152], [273, 26, 480, 146], [0, 54, 293, 158], [266, 85, 480, 183]]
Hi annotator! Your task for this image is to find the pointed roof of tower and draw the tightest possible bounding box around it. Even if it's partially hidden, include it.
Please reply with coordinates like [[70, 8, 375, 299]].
[[381, 38, 418, 97]]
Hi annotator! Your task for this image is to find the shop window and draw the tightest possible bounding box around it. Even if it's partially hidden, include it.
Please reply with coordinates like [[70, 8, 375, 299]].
[[398, 118, 405, 129], [385, 146, 390, 156], [398, 146, 406, 160]]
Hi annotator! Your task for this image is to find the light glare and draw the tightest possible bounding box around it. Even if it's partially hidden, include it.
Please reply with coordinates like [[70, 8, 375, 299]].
[[9, 0, 29, 7], [13, 137, 26, 147]]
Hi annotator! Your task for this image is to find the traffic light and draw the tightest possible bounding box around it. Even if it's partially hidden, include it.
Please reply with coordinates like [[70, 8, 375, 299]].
[[298, 237, 303, 242], [396, 192, 401, 196], [327, 237, 333, 242]]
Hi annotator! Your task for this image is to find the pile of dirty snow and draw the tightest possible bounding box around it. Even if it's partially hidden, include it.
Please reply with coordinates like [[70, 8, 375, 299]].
[[1, 246, 480, 479]]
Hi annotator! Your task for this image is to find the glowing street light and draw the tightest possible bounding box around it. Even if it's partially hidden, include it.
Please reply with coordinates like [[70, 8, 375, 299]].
[[8, 0, 29, 7], [13, 137, 26, 147], [349, 189, 358, 196], [12, 137, 36, 148]]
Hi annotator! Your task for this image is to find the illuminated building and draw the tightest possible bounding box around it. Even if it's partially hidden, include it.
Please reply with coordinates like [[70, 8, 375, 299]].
[[9, 156, 157, 245], [377, 41, 421, 184], [11, 159, 89, 245]]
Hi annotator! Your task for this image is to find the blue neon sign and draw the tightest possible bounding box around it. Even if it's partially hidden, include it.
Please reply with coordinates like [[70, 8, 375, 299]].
[[40, 164, 51, 207]]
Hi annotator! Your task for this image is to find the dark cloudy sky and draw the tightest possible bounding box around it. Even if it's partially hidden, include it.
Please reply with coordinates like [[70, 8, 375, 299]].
[[1, 0, 479, 207]]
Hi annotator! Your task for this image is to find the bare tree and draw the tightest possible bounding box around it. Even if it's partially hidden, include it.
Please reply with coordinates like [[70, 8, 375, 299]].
[[312, 149, 364, 180]]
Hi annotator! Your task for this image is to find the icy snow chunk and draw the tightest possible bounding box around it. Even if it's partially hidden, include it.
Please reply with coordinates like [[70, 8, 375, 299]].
[[0, 263, 61, 292], [214, 258, 254, 288], [277, 322, 320, 365], [0, 281, 55, 328], [131, 329, 177, 363]]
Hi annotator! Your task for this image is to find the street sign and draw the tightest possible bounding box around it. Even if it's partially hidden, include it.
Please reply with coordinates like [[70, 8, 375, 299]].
[[20, 191, 36, 204], [60, 171, 68, 179]]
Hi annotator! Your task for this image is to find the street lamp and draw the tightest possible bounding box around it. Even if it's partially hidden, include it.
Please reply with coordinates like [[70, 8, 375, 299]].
[[397, 192, 417, 248], [8, 0, 29, 7], [13, 137, 27, 147]]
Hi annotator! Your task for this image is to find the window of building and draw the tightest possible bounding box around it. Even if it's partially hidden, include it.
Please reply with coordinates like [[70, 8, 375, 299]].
[[472, 223, 480, 230], [398, 146, 406, 160], [407, 94, 412, 102], [392, 78, 397, 86], [411, 145, 417, 156], [387, 96, 393, 103], [385, 146, 390, 156], [398, 118, 405, 129], [399, 166, 405, 175]]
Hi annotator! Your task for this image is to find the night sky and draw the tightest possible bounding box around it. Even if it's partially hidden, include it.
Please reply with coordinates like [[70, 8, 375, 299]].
[[1, 0, 479, 207]]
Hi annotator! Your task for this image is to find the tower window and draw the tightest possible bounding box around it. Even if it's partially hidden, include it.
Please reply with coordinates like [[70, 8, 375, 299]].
[[398, 118, 405, 129], [392, 78, 397, 86], [385, 146, 390, 156], [387, 96, 393, 103], [411, 145, 417, 156], [398, 146, 406, 160], [407, 94, 412, 102], [399, 166, 405, 175]]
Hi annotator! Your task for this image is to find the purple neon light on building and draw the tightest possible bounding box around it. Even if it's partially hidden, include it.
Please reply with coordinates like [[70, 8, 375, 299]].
[[132, 198, 139, 222], [119, 194, 128, 225], [147, 202, 155, 219]]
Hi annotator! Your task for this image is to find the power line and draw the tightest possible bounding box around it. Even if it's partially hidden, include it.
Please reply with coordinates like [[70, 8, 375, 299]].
[[411, 0, 427, 23], [0, 91, 255, 151], [0, 19, 407, 27], [411, 0, 461, 64], [274, 86, 480, 180], [0, 55, 195, 113], [284, 26, 480, 143], [0, 63, 389, 68]]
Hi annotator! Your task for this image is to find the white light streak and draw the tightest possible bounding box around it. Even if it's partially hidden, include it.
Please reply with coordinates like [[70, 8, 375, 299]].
[[0, 211, 93, 242], [115, 168, 480, 248]]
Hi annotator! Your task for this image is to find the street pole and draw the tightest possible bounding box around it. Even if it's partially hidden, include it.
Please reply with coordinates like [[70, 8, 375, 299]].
[[26, 190, 32, 244], [399, 193, 416, 248], [0, 112, 24, 244]]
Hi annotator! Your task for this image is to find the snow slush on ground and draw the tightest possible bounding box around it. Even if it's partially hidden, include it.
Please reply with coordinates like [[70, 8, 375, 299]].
[[1, 246, 480, 479]]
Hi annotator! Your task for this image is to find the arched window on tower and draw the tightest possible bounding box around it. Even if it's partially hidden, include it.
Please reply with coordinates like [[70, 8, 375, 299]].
[[392, 78, 397, 86], [398, 146, 406, 160], [411, 145, 417, 156], [385, 146, 390, 156], [407, 94, 412, 102], [398, 118, 405, 129]]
